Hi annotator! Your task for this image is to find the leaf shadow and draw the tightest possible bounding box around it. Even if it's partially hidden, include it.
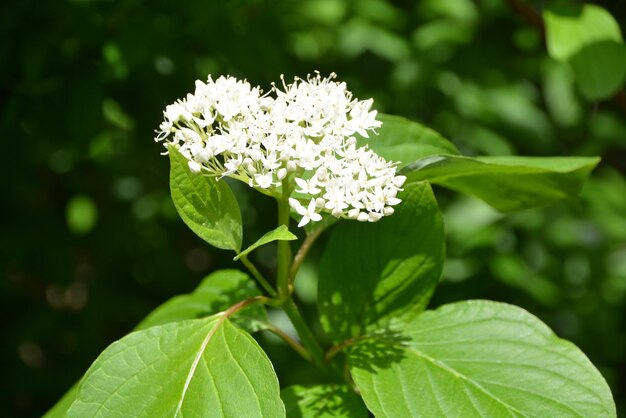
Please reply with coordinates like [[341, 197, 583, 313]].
[[282, 384, 367, 418], [347, 329, 409, 374]]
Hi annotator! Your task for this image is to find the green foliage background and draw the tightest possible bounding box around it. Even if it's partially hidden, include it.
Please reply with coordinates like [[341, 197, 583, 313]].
[[2, 0, 625, 416]]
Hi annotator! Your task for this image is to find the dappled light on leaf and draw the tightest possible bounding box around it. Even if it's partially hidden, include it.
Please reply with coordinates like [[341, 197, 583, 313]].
[[282, 384, 368, 418], [318, 182, 445, 342], [349, 301, 616, 418]]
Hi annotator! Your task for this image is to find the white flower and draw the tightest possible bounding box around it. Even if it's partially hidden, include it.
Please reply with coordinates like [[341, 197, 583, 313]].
[[223, 156, 242, 175], [295, 177, 321, 195], [188, 160, 202, 174], [155, 72, 406, 227], [164, 102, 190, 123], [254, 173, 272, 189], [289, 198, 322, 227]]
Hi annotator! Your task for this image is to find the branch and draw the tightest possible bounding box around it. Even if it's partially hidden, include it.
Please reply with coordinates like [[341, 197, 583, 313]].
[[288, 226, 323, 293], [264, 323, 312, 362], [238, 255, 277, 298]]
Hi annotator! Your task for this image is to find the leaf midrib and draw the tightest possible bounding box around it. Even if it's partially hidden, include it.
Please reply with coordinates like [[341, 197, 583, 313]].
[[406, 342, 587, 418], [174, 314, 228, 417]]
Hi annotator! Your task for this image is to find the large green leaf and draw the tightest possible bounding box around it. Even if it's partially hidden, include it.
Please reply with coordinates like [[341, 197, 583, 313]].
[[68, 316, 285, 418], [44, 269, 266, 417], [358, 113, 460, 166], [169, 145, 243, 251], [349, 300, 616, 418], [136, 269, 266, 332], [281, 385, 368, 418], [234, 225, 297, 261], [544, 4, 626, 100], [401, 155, 599, 212], [318, 182, 445, 342]]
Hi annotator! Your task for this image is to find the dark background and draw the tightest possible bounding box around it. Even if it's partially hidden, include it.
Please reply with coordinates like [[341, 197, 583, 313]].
[[2, 0, 625, 416]]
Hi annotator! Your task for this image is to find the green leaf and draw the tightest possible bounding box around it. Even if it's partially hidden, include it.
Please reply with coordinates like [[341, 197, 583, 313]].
[[349, 300, 616, 418], [136, 269, 267, 333], [281, 385, 368, 418], [544, 4, 626, 100], [544, 4, 623, 62], [45, 270, 268, 417], [169, 145, 243, 251], [234, 225, 297, 261], [318, 182, 445, 342], [569, 41, 626, 101], [358, 113, 459, 167], [401, 155, 599, 212], [68, 316, 285, 418]]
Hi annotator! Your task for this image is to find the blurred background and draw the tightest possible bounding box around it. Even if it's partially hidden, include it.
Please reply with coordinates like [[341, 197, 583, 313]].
[[2, 0, 625, 416]]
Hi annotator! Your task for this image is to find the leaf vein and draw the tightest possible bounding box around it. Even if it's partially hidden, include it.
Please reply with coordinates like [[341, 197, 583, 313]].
[[174, 315, 227, 417]]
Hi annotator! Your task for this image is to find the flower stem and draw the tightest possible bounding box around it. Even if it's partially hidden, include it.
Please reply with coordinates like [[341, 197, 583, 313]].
[[274, 179, 325, 365], [264, 322, 312, 362], [288, 226, 323, 291], [276, 180, 292, 300], [282, 297, 325, 365], [238, 255, 277, 298]]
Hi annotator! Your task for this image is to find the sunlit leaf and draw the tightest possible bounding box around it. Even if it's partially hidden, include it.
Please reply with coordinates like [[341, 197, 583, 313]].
[[44, 270, 268, 417], [169, 145, 243, 251], [401, 155, 599, 212], [68, 316, 285, 417], [234, 225, 297, 261], [318, 182, 444, 342], [349, 300, 616, 418], [358, 114, 459, 167]]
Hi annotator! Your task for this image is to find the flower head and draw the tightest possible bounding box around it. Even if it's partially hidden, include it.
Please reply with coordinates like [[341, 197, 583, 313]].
[[155, 72, 405, 226]]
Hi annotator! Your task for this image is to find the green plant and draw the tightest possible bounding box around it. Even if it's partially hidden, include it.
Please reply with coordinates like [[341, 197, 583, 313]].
[[45, 74, 614, 417]]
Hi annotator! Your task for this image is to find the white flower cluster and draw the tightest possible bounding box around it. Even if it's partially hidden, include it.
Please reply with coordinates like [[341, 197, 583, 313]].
[[155, 73, 406, 227]]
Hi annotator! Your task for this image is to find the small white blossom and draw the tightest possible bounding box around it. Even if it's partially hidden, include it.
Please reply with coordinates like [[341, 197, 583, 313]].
[[155, 72, 406, 227], [289, 198, 322, 227], [188, 160, 202, 174], [254, 173, 274, 189], [357, 212, 369, 222], [276, 168, 288, 180], [295, 177, 321, 195]]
